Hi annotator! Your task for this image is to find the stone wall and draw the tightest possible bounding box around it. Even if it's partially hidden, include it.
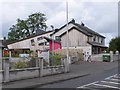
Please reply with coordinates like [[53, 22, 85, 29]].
[[1, 58, 65, 83]]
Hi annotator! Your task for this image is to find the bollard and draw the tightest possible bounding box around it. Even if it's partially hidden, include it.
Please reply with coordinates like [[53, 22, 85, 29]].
[[39, 57, 43, 77], [3, 58, 9, 82]]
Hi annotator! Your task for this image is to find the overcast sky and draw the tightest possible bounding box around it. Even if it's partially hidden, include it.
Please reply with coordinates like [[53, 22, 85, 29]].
[[0, 0, 119, 46]]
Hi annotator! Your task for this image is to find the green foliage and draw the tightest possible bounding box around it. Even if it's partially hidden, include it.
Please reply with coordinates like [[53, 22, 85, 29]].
[[13, 61, 28, 69], [109, 37, 120, 52], [49, 53, 61, 66], [28, 57, 36, 67], [43, 60, 49, 67], [8, 12, 47, 40], [11, 54, 19, 57]]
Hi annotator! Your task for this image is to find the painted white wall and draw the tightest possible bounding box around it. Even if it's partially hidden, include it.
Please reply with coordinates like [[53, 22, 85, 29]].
[[62, 46, 92, 61], [7, 32, 53, 50]]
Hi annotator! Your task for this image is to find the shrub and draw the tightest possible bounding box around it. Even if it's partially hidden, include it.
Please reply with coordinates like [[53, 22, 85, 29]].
[[28, 57, 36, 67], [49, 53, 61, 66], [13, 61, 28, 69]]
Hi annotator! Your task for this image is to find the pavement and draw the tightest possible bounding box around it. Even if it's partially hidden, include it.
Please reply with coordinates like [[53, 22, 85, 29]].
[[2, 60, 118, 89]]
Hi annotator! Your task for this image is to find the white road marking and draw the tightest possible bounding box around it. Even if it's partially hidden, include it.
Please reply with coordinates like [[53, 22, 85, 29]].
[[114, 76, 120, 79], [76, 81, 99, 88], [93, 83, 119, 89], [108, 79, 120, 82], [77, 74, 120, 89], [101, 80, 120, 85], [105, 74, 117, 80]]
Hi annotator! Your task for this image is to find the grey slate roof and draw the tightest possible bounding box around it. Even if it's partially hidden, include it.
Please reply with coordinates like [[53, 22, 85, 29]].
[[50, 19, 105, 38], [73, 23, 105, 38], [59, 26, 92, 37], [35, 29, 46, 35]]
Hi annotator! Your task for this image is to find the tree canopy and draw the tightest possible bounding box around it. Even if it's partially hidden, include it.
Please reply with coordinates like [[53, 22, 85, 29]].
[[8, 12, 47, 40], [109, 37, 120, 52]]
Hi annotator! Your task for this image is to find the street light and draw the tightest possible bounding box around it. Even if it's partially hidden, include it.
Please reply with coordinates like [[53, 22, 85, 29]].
[[66, 0, 69, 72], [51, 25, 54, 55]]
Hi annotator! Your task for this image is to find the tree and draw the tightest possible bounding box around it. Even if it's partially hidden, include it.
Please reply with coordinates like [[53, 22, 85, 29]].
[[8, 12, 47, 40], [109, 37, 120, 52]]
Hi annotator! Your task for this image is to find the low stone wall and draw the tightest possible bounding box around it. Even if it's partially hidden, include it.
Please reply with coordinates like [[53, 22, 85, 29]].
[[0, 70, 3, 83], [113, 55, 120, 61], [43, 65, 65, 76], [0, 61, 2, 70], [1, 65, 64, 82], [91, 53, 120, 62], [91, 54, 103, 61], [9, 67, 40, 81]]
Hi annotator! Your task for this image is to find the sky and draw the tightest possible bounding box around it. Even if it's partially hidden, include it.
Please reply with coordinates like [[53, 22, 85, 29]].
[[0, 0, 119, 46]]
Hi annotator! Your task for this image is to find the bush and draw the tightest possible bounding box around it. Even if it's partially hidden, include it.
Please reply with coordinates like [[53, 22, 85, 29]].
[[13, 61, 28, 69], [28, 57, 36, 67], [49, 53, 61, 66]]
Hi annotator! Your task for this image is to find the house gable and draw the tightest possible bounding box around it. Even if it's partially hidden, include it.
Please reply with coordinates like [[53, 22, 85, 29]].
[[7, 31, 53, 50], [61, 28, 90, 47]]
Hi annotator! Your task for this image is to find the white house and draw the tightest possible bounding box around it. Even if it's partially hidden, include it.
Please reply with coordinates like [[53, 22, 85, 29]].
[[50, 19, 107, 55], [7, 30, 53, 53]]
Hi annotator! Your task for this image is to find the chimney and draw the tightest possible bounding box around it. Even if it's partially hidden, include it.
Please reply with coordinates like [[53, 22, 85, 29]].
[[81, 21, 85, 26], [71, 18, 75, 23], [4, 37, 6, 40]]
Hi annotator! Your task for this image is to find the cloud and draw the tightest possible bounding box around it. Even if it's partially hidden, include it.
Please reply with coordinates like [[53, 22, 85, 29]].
[[0, 1, 118, 46], [0, 3, 2, 39]]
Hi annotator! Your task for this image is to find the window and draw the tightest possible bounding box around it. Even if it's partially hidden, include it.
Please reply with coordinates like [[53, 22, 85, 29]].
[[31, 39, 35, 46], [101, 39, 103, 43], [93, 37, 95, 41], [37, 37, 43, 41], [38, 42, 48, 46], [55, 36, 61, 41], [38, 42, 44, 46]]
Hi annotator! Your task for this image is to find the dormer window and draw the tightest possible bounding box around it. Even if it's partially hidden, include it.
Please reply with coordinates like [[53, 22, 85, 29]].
[[55, 36, 61, 41]]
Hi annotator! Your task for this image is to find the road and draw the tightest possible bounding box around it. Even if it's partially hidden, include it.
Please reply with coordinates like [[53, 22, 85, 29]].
[[34, 66, 119, 89]]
